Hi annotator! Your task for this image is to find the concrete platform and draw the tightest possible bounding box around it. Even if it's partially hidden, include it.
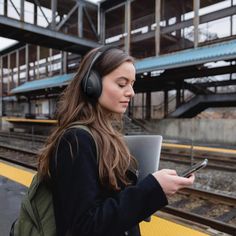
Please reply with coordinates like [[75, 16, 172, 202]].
[[0, 176, 27, 236]]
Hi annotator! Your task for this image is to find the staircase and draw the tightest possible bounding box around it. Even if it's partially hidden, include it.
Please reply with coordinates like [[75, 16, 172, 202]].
[[123, 116, 148, 135], [169, 93, 236, 118]]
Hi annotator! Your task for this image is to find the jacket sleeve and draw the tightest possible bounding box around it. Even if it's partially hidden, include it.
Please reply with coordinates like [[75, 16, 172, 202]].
[[50, 128, 168, 236]]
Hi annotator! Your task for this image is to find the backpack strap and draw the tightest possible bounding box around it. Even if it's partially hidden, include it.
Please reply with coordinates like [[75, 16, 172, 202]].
[[65, 123, 99, 160], [22, 174, 42, 229]]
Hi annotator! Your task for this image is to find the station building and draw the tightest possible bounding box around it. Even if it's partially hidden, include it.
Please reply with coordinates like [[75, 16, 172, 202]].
[[0, 0, 236, 144]]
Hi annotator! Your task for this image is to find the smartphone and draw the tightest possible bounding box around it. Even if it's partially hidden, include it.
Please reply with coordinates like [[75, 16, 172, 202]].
[[180, 158, 208, 178]]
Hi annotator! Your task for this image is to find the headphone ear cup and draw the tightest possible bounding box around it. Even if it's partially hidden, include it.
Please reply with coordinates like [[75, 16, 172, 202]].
[[83, 70, 102, 98]]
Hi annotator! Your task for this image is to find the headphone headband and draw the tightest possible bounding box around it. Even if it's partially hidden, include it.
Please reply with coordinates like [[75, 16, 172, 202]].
[[84, 45, 116, 82], [82, 45, 117, 99]]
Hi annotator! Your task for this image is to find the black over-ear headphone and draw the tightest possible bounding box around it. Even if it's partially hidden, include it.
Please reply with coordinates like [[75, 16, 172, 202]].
[[81, 45, 116, 99]]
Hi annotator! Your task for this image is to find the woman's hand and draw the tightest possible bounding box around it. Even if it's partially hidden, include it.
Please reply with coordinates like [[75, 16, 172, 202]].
[[152, 169, 195, 196]]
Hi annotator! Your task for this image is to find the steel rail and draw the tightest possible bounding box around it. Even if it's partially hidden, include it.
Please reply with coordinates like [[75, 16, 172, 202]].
[[0, 143, 38, 155], [161, 156, 236, 172], [161, 206, 236, 235], [180, 187, 236, 206], [0, 155, 37, 170]]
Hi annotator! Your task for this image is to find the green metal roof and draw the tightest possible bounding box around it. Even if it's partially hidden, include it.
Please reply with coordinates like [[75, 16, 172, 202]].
[[135, 39, 236, 74], [10, 73, 75, 94]]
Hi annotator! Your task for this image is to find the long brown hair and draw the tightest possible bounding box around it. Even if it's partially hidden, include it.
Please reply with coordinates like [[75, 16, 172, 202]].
[[38, 47, 137, 191]]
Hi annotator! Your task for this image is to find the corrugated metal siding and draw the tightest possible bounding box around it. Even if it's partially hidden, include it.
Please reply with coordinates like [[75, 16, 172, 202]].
[[135, 39, 236, 74], [11, 73, 75, 94]]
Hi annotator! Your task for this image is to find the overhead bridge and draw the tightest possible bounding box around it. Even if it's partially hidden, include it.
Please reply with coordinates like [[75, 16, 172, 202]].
[[0, 16, 100, 54], [169, 93, 236, 118]]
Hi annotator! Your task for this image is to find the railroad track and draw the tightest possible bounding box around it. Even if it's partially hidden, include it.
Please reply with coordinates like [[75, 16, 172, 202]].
[[2, 131, 235, 166], [0, 132, 44, 152], [0, 131, 46, 142], [162, 188, 236, 235], [1, 141, 235, 173], [0, 144, 37, 170], [161, 150, 236, 172]]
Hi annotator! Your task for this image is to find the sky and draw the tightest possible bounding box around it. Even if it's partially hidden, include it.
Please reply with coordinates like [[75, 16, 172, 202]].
[[0, 37, 18, 50]]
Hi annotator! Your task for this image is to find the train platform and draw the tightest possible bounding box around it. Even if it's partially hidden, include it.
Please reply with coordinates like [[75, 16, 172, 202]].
[[0, 160, 213, 236]]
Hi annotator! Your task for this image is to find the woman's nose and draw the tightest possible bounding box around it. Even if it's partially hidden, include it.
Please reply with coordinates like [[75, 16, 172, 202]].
[[125, 85, 135, 97]]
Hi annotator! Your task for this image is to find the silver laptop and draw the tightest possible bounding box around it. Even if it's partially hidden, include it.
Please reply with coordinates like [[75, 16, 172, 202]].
[[124, 135, 162, 181]]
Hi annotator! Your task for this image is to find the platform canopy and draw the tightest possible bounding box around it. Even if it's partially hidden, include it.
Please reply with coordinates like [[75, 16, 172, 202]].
[[135, 39, 236, 74], [10, 73, 75, 95], [10, 39, 236, 95]]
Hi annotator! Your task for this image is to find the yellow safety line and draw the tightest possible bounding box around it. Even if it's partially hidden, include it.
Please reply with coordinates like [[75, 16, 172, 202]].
[[140, 215, 209, 236], [0, 161, 35, 187], [1, 161, 210, 236], [162, 143, 236, 155], [5, 117, 57, 124]]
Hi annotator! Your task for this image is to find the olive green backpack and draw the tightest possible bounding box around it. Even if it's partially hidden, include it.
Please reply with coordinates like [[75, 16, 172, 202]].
[[10, 124, 97, 236]]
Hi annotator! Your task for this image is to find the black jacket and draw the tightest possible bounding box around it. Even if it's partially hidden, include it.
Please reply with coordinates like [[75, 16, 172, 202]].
[[49, 128, 168, 236]]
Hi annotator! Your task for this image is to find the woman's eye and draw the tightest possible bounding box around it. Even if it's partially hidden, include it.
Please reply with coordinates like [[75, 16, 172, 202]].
[[118, 84, 126, 88]]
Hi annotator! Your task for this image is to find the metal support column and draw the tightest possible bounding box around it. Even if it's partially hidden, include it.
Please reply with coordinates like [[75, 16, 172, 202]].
[[142, 93, 145, 119], [181, 4, 186, 48], [45, 54, 49, 76], [4, 0, 7, 16], [34, 3, 37, 25], [78, 4, 83, 37], [98, 4, 105, 44], [49, 48, 53, 77], [27, 97, 31, 115], [230, 0, 233, 80], [124, 0, 131, 54], [20, 0, 24, 21], [25, 44, 29, 81], [16, 50, 19, 86], [0, 57, 3, 118], [164, 90, 168, 118], [155, 0, 161, 55], [60, 51, 63, 74], [37, 46, 40, 79], [176, 88, 181, 107], [146, 91, 151, 120], [181, 88, 185, 103], [193, 0, 200, 48], [7, 54, 11, 94], [230, 0, 233, 36], [176, 10, 181, 39], [51, 0, 57, 29], [63, 51, 68, 74]]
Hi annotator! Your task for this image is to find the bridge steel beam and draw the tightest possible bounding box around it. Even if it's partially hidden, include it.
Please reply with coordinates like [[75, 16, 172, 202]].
[[0, 16, 101, 54]]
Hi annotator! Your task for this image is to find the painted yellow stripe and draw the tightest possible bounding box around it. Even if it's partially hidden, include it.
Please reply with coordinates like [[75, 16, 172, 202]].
[[1, 161, 209, 235], [162, 143, 236, 155], [5, 117, 57, 124], [140, 215, 209, 236], [0, 162, 35, 186]]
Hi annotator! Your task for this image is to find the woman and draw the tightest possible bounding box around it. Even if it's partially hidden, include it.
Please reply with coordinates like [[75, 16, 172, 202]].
[[38, 46, 194, 236]]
